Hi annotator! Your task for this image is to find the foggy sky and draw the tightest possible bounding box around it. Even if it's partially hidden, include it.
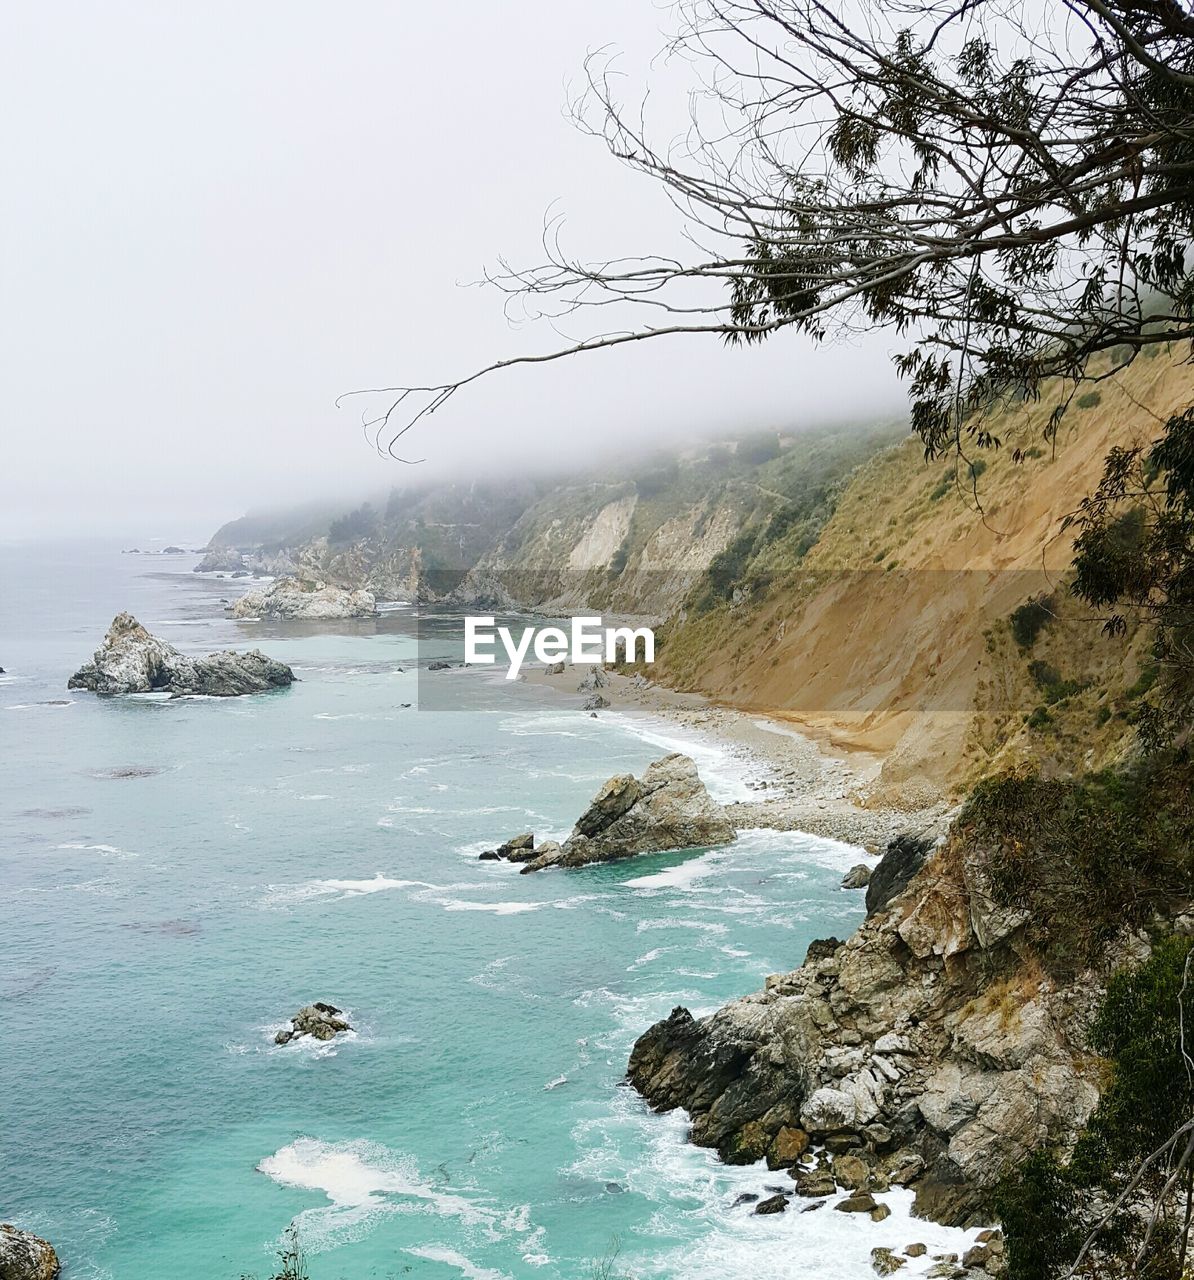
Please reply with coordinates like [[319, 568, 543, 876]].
[[0, 2, 905, 542]]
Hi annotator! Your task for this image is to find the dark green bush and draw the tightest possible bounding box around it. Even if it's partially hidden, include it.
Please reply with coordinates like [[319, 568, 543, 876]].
[[961, 764, 1194, 974], [1010, 594, 1057, 648]]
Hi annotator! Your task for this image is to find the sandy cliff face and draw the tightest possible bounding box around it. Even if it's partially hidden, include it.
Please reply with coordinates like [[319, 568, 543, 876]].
[[659, 352, 1193, 804]]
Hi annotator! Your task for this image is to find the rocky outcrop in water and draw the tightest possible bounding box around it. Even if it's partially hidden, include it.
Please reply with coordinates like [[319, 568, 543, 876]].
[[0, 1225, 60, 1280], [193, 546, 246, 573], [231, 577, 377, 620], [519, 753, 735, 872], [274, 1002, 352, 1045], [627, 828, 1114, 1228], [68, 614, 294, 697]]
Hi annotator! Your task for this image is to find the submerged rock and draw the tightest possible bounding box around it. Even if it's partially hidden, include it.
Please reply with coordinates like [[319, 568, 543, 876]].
[[0, 1224, 60, 1280], [871, 1248, 905, 1276], [68, 614, 294, 697], [231, 577, 377, 620], [274, 1002, 352, 1045], [521, 754, 734, 872]]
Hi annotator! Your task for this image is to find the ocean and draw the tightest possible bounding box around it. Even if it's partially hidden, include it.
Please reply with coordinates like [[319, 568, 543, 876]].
[[0, 540, 976, 1278]]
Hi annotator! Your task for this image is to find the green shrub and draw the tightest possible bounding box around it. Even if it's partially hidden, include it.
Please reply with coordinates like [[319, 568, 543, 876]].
[[1077, 389, 1102, 409], [1125, 662, 1159, 700], [1010, 594, 1057, 648], [997, 1152, 1084, 1280], [961, 764, 1194, 973]]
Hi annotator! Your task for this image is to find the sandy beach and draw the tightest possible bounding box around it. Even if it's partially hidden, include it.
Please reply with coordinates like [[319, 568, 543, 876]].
[[523, 663, 954, 852]]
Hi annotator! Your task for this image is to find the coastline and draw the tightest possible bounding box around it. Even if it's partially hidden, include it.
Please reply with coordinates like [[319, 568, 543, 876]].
[[520, 663, 955, 852]]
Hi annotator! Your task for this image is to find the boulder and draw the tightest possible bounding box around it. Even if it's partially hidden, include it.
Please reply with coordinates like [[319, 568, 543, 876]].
[[834, 1192, 877, 1214], [518, 840, 564, 873], [274, 1002, 352, 1045], [842, 864, 872, 890], [497, 833, 535, 860], [577, 667, 608, 692], [231, 577, 377, 620], [545, 660, 565, 675], [831, 1153, 871, 1190], [766, 1125, 810, 1168], [865, 833, 933, 915], [68, 614, 294, 697], [427, 661, 452, 671], [582, 693, 610, 711], [753, 1194, 788, 1215], [523, 754, 734, 872], [0, 1225, 59, 1280], [793, 1168, 837, 1197]]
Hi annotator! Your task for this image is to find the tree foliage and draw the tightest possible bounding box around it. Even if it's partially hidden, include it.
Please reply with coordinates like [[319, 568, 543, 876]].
[[359, 0, 1194, 465]]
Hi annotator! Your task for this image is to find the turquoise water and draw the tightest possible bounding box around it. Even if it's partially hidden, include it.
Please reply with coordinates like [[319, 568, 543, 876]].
[[1, 542, 974, 1279]]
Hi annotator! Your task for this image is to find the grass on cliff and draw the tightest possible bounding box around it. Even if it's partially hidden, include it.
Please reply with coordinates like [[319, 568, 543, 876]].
[[959, 760, 1194, 976]]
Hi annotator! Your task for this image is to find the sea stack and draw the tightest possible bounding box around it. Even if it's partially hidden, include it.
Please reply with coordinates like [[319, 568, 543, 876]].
[[68, 613, 294, 697]]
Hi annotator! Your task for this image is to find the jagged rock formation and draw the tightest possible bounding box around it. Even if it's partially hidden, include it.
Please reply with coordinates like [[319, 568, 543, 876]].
[[865, 834, 932, 915], [519, 754, 735, 872], [0, 1224, 60, 1280], [274, 1002, 352, 1045], [193, 546, 246, 573], [230, 577, 376, 620], [67, 614, 294, 697], [627, 829, 1115, 1227], [841, 864, 872, 890]]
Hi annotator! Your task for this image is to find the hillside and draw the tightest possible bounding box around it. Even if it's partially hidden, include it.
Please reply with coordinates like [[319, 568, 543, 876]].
[[657, 348, 1192, 804], [208, 349, 1191, 806], [205, 421, 900, 614]]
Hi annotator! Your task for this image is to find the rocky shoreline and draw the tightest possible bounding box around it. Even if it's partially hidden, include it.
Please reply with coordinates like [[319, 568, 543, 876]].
[[624, 816, 1113, 1252], [522, 662, 954, 849], [515, 660, 1114, 1263]]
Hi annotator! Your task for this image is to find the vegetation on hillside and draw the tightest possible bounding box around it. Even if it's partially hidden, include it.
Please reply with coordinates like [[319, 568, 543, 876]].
[[960, 762, 1194, 978], [998, 934, 1194, 1280]]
